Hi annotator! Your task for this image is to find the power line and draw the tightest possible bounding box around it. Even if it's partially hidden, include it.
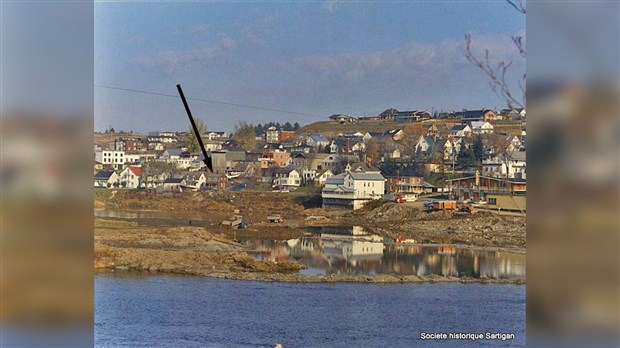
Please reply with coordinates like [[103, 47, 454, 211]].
[[95, 84, 325, 119]]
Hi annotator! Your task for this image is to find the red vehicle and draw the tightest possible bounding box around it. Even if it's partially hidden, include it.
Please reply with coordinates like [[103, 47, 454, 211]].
[[394, 196, 407, 203]]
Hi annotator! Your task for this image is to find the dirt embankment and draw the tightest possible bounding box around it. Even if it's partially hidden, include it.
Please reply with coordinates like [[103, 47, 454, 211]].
[[347, 202, 526, 249], [95, 219, 303, 275], [95, 190, 526, 250], [95, 218, 525, 284]]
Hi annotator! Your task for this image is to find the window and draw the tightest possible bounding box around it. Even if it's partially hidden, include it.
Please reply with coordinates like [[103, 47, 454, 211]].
[[488, 198, 497, 205]]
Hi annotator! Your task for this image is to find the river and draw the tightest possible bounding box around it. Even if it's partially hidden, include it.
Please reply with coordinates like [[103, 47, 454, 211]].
[[96, 273, 525, 347]]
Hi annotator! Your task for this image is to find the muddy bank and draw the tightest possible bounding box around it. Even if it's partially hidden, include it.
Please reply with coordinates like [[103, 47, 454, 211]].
[[95, 219, 525, 284], [98, 269, 524, 285], [95, 219, 303, 275], [347, 202, 526, 249]]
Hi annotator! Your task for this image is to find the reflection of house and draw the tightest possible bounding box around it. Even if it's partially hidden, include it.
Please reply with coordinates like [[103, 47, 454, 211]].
[[447, 171, 526, 201], [320, 232, 385, 266], [322, 163, 386, 209]]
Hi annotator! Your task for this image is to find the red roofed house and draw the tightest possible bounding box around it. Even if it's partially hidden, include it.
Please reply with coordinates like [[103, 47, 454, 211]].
[[119, 165, 143, 189]]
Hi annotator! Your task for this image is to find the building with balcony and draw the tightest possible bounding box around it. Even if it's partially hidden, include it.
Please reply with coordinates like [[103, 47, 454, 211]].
[[322, 163, 386, 210]]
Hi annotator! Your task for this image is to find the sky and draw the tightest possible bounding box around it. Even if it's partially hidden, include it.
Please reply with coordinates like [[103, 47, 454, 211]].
[[95, 1, 525, 133]]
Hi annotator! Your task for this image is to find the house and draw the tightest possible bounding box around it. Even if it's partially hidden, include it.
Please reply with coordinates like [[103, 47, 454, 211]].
[[384, 129, 405, 141], [329, 138, 365, 154], [94, 150, 126, 170], [292, 153, 331, 171], [279, 130, 296, 142], [316, 169, 334, 186], [204, 173, 229, 190], [500, 108, 526, 120], [386, 176, 436, 195], [446, 171, 526, 201], [94, 170, 119, 189], [423, 124, 440, 136], [118, 165, 143, 189], [329, 114, 357, 123], [470, 121, 494, 135], [204, 131, 229, 140], [161, 177, 185, 193], [482, 151, 526, 179], [265, 126, 280, 144], [378, 108, 426, 122], [506, 135, 523, 152], [321, 163, 386, 210], [306, 135, 330, 149], [262, 151, 291, 168], [449, 125, 472, 137], [455, 109, 499, 123], [182, 172, 207, 191], [273, 168, 301, 189], [114, 138, 145, 152], [415, 136, 451, 159]]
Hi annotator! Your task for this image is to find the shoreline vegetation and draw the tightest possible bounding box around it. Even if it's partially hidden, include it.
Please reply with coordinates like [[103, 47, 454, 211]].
[[94, 190, 526, 284]]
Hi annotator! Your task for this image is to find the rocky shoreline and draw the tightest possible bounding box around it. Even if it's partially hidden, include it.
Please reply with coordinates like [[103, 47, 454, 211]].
[[94, 190, 525, 284]]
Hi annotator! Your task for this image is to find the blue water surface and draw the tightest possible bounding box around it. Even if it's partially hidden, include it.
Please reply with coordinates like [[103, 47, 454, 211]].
[[95, 273, 525, 348]]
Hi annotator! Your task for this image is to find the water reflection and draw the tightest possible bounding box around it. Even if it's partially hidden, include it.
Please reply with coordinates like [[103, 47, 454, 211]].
[[247, 226, 526, 280]]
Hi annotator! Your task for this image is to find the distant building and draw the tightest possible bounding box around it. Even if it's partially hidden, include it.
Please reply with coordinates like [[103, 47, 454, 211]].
[[329, 114, 358, 123], [94, 170, 119, 188], [118, 165, 143, 189], [273, 168, 301, 189], [446, 171, 526, 202], [455, 109, 499, 123], [265, 126, 280, 144], [470, 121, 494, 135], [322, 163, 386, 209], [94, 150, 126, 171], [306, 135, 330, 149]]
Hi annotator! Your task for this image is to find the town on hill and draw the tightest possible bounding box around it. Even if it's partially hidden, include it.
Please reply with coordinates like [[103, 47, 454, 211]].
[[95, 107, 526, 212]]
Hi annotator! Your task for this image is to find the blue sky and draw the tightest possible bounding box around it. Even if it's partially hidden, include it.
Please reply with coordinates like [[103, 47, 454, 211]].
[[95, 1, 525, 133]]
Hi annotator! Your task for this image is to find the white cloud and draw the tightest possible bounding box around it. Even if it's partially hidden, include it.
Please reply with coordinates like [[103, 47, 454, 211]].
[[132, 36, 238, 75]]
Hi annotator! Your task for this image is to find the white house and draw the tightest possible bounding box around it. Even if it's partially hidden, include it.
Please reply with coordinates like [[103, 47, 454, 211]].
[[316, 169, 334, 186], [449, 125, 472, 137], [482, 151, 526, 179], [273, 168, 301, 188], [118, 165, 143, 189], [322, 163, 385, 210], [470, 121, 494, 135], [95, 150, 126, 170], [94, 170, 119, 189], [183, 172, 207, 191], [306, 135, 330, 149]]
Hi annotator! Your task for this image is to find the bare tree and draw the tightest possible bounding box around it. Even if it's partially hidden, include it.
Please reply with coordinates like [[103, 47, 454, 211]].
[[465, 0, 525, 109]]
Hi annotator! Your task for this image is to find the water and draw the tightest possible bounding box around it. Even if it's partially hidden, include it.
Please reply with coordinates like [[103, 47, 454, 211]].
[[247, 226, 525, 280], [96, 273, 525, 347]]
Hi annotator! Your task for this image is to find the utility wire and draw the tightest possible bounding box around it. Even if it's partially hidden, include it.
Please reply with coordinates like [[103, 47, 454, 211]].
[[95, 84, 325, 119]]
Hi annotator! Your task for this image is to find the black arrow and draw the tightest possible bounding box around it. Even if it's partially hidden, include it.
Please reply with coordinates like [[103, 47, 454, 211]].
[[176, 84, 213, 172]]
